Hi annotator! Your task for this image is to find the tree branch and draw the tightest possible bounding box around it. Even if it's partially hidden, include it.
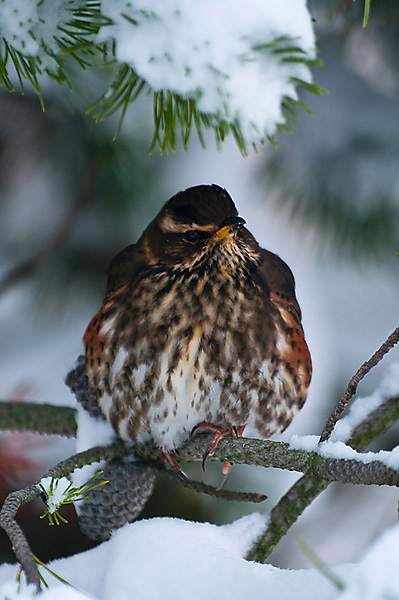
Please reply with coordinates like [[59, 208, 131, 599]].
[[3, 398, 397, 488], [246, 394, 399, 562], [319, 326, 399, 442], [1, 395, 398, 588], [0, 402, 77, 437], [135, 418, 399, 487]]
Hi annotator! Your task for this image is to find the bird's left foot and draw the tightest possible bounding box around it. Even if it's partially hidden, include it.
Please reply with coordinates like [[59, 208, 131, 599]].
[[191, 422, 245, 473], [159, 448, 189, 481]]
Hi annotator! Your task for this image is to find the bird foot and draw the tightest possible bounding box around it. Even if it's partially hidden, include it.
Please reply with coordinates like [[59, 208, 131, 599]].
[[159, 449, 189, 482], [191, 422, 245, 472]]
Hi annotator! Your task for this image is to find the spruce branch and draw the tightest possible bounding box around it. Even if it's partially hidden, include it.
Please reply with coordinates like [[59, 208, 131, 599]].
[[135, 426, 399, 487], [2, 396, 397, 488], [1, 4, 323, 155]]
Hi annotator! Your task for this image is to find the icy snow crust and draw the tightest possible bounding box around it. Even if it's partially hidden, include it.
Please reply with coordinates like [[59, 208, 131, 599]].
[[98, 0, 316, 143]]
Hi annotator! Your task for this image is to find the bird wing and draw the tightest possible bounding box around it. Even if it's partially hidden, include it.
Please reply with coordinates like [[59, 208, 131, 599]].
[[258, 248, 303, 326], [258, 248, 312, 384], [105, 243, 144, 299]]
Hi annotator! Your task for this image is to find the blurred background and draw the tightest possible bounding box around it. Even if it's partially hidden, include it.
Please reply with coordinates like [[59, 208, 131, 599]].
[[0, 0, 398, 569]]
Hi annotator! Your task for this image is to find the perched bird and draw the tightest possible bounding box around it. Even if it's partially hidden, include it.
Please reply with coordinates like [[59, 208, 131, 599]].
[[84, 185, 311, 472]]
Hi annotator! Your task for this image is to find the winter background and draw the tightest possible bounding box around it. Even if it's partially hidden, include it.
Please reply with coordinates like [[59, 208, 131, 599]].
[[0, 1, 399, 599]]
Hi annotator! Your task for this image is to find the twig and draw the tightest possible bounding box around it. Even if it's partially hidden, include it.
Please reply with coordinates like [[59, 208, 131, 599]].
[[0, 442, 131, 590], [0, 485, 43, 590], [246, 394, 399, 562], [154, 465, 267, 503], [319, 326, 399, 443], [0, 402, 77, 437]]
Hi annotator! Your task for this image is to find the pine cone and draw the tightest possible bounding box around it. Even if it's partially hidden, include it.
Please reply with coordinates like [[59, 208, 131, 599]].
[[65, 356, 155, 541], [78, 457, 155, 541]]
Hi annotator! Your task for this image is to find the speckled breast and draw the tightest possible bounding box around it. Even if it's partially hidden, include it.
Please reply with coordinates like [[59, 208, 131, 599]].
[[84, 267, 311, 451]]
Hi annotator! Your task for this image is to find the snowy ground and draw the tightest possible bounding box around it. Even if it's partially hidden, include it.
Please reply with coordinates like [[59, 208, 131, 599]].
[[1, 513, 398, 600]]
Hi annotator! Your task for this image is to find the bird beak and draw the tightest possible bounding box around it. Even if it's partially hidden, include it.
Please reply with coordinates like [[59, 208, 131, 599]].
[[215, 216, 246, 242]]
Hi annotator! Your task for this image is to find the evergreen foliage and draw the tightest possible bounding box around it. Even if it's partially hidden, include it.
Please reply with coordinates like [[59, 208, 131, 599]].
[[0, 1, 324, 155]]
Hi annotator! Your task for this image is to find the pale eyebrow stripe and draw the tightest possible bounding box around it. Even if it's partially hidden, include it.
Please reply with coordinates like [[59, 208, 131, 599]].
[[159, 214, 216, 233]]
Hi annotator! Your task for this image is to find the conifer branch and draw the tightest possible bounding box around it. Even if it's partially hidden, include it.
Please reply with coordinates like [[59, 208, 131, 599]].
[[0, 3, 324, 155]]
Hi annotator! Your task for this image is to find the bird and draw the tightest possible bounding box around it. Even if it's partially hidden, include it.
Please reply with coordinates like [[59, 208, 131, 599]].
[[83, 184, 312, 474]]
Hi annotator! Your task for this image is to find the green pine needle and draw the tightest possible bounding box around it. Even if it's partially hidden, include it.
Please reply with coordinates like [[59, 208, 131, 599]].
[[33, 554, 72, 588], [363, 0, 371, 28], [38, 470, 108, 526], [296, 539, 345, 591], [1, 4, 325, 155]]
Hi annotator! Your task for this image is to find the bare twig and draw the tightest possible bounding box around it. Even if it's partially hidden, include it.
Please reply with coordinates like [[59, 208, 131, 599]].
[[319, 326, 399, 443], [0, 485, 43, 590], [154, 465, 267, 503]]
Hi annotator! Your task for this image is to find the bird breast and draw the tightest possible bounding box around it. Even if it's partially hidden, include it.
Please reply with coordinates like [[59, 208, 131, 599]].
[[84, 266, 307, 450]]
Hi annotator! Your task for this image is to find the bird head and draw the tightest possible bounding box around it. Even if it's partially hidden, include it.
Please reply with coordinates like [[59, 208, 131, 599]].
[[138, 184, 259, 271]]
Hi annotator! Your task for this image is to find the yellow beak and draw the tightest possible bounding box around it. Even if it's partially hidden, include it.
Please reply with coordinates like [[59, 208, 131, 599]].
[[215, 216, 246, 242]]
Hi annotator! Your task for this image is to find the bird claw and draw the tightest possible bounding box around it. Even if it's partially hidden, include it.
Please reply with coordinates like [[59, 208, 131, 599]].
[[194, 422, 245, 472], [201, 447, 212, 472], [159, 448, 188, 480]]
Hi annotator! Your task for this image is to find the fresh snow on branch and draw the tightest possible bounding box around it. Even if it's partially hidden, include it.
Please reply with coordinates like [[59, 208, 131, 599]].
[[0, 0, 79, 74], [331, 361, 399, 443], [98, 0, 317, 145], [291, 361, 399, 468], [0, 0, 321, 152]]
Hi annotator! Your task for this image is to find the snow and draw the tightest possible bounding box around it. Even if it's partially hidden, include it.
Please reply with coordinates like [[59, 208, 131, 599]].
[[0, 513, 337, 600], [97, 0, 316, 145], [69, 404, 116, 511], [331, 361, 399, 443], [336, 523, 399, 600], [289, 362, 399, 468], [290, 434, 399, 470], [39, 476, 71, 516], [1, 514, 398, 600], [0, 0, 81, 74]]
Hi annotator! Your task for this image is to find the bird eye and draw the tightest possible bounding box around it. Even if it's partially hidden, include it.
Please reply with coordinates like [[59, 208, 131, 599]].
[[184, 230, 199, 243]]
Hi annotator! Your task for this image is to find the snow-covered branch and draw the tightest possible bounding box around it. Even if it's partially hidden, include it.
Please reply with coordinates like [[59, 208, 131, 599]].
[[246, 393, 399, 563], [1, 399, 398, 488], [1, 393, 398, 590], [0, 0, 323, 154]]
